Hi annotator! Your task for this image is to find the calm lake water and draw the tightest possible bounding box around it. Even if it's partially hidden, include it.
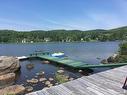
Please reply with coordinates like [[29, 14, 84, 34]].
[[0, 42, 120, 92], [0, 41, 120, 64]]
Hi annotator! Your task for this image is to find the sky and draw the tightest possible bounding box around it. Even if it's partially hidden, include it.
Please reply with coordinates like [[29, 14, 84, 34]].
[[0, 0, 127, 31]]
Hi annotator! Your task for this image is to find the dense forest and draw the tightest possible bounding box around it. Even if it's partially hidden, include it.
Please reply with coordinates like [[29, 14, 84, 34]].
[[0, 26, 127, 43]]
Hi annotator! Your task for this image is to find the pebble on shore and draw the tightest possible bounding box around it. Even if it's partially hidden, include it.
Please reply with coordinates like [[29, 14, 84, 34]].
[[48, 83, 53, 87], [25, 86, 33, 92], [42, 60, 50, 64], [69, 77, 74, 81], [49, 78, 54, 81], [45, 81, 51, 85], [27, 78, 38, 84], [39, 78, 47, 82], [26, 63, 34, 69], [57, 70, 64, 74], [78, 70, 83, 73], [36, 71, 45, 76]]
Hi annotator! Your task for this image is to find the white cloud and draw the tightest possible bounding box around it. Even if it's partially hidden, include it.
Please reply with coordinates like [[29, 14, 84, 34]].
[[0, 18, 49, 30], [36, 16, 87, 30]]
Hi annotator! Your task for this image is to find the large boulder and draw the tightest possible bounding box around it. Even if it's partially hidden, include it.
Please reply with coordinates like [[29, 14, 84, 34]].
[[0, 85, 25, 95], [0, 73, 15, 88], [0, 56, 20, 75]]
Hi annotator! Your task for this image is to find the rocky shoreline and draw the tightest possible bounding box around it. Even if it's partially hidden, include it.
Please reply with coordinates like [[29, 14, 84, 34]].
[[101, 54, 119, 64], [1, 54, 118, 95], [101, 53, 127, 64], [0, 56, 82, 95], [0, 56, 25, 95]]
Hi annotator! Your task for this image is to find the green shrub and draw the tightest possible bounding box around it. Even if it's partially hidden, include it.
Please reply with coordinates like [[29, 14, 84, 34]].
[[55, 73, 68, 84], [119, 42, 127, 55]]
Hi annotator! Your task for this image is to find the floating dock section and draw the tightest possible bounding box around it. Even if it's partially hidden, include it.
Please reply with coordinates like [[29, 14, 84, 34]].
[[24, 52, 127, 69]]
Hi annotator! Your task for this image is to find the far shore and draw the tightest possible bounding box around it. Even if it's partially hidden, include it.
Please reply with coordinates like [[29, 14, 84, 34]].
[[0, 40, 121, 44]]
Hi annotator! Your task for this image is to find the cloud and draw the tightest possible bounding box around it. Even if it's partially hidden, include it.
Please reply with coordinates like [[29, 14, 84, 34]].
[[37, 17, 86, 30], [0, 17, 83, 30], [0, 18, 46, 30]]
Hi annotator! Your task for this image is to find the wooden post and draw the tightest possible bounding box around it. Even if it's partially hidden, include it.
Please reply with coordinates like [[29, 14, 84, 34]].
[[123, 77, 127, 89]]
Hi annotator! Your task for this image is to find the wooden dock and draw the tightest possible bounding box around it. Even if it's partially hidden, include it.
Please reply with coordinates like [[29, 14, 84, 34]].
[[28, 53, 127, 69], [26, 65, 127, 95]]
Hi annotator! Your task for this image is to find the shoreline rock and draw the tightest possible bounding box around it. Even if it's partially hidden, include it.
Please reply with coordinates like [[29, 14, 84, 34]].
[[39, 78, 47, 82], [25, 86, 33, 92], [27, 78, 38, 84], [0, 73, 15, 88], [42, 60, 50, 64], [0, 56, 20, 75], [36, 71, 45, 76], [26, 63, 34, 69], [101, 59, 108, 64], [57, 70, 64, 74], [101, 54, 119, 64], [49, 78, 54, 81], [0, 85, 25, 95], [45, 81, 51, 85]]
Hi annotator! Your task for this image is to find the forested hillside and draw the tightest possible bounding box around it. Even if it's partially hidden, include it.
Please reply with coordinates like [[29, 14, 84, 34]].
[[0, 26, 127, 43]]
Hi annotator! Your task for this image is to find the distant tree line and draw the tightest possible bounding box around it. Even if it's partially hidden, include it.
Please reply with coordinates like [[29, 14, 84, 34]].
[[0, 26, 127, 43]]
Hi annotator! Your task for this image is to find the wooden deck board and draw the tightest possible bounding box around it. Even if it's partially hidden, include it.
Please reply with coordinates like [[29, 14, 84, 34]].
[[37, 90, 50, 95], [77, 78, 113, 95], [80, 77, 124, 94], [46, 85, 75, 95], [27, 65, 127, 95], [97, 69, 126, 84], [63, 79, 97, 95]]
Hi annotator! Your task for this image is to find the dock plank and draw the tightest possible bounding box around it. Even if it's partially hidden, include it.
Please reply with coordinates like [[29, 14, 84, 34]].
[[63, 79, 98, 95], [37, 90, 50, 95], [80, 77, 124, 94]]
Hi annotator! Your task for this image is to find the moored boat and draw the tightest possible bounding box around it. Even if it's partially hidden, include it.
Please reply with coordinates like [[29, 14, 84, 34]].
[[51, 52, 65, 57]]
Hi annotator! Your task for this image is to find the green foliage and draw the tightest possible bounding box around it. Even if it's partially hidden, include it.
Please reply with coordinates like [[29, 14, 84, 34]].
[[0, 26, 127, 43], [119, 42, 127, 55], [55, 73, 68, 83], [117, 55, 127, 63], [114, 42, 127, 63]]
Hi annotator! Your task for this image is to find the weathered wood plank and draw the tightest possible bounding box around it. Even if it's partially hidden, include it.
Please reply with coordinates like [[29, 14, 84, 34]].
[[97, 72, 125, 84], [64, 79, 98, 95], [77, 78, 113, 95], [81, 76, 125, 94], [48, 85, 75, 95], [37, 90, 51, 95]]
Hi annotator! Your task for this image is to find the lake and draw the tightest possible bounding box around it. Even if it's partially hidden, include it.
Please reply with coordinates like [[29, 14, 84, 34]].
[[0, 41, 120, 92], [0, 41, 120, 64]]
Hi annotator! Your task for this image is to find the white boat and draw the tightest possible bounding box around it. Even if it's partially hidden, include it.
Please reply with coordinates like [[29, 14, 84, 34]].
[[51, 52, 65, 57], [17, 56, 28, 60]]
